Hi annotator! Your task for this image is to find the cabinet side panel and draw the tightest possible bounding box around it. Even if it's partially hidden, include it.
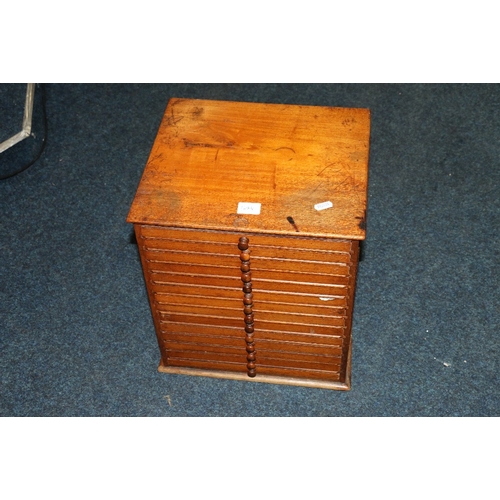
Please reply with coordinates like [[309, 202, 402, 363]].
[[338, 240, 359, 385], [135, 224, 170, 367]]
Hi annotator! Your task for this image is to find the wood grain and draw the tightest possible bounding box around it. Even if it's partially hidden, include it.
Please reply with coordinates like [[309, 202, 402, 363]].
[[127, 99, 370, 240]]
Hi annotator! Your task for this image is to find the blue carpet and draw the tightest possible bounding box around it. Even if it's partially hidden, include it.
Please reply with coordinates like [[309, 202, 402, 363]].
[[1, 83, 499, 416]]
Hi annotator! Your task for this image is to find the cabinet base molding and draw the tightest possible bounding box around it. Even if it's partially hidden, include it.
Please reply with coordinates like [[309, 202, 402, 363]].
[[158, 356, 351, 391]]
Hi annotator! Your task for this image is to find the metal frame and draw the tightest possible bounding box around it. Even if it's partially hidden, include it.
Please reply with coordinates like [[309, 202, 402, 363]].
[[0, 83, 35, 154]]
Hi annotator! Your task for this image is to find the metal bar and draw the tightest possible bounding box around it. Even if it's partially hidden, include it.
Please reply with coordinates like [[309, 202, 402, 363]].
[[0, 83, 35, 154]]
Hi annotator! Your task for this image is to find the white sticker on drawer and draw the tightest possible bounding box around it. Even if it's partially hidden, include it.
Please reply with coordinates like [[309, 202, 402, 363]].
[[319, 296, 335, 301], [314, 201, 333, 211], [237, 202, 261, 215]]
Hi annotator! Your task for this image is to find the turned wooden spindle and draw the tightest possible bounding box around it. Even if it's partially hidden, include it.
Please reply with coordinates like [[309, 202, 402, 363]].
[[238, 236, 256, 377]]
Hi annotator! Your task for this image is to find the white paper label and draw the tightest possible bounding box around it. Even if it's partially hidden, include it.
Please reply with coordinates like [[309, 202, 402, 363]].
[[314, 201, 333, 211], [237, 202, 261, 215]]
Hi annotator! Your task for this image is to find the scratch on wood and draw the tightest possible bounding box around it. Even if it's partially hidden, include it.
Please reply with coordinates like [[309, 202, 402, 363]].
[[165, 107, 184, 127], [317, 163, 336, 176], [183, 139, 235, 148], [274, 147, 296, 154], [149, 152, 165, 164], [310, 181, 325, 195]]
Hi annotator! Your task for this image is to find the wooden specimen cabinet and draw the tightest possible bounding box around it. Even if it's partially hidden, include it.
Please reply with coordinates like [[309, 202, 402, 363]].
[[127, 98, 370, 390]]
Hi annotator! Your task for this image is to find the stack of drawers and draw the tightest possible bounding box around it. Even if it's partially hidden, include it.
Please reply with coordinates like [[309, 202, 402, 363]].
[[128, 98, 370, 390]]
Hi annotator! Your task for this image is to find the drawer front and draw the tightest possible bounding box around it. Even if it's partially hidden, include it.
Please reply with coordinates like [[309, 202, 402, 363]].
[[136, 225, 358, 384], [140, 225, 352, 252], [159, 322, 344, 347]]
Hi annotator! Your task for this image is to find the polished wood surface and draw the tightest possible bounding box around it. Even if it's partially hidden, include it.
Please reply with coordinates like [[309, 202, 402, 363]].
[[128, 99, 370, 390], [127, 98, 370, 240]]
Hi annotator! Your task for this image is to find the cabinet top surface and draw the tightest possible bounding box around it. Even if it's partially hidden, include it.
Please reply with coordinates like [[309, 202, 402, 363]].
[[127, 98, 370, 239]]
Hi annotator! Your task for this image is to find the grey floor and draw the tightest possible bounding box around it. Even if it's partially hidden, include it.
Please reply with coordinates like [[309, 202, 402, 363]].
[[1, 84, 499, 417]]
